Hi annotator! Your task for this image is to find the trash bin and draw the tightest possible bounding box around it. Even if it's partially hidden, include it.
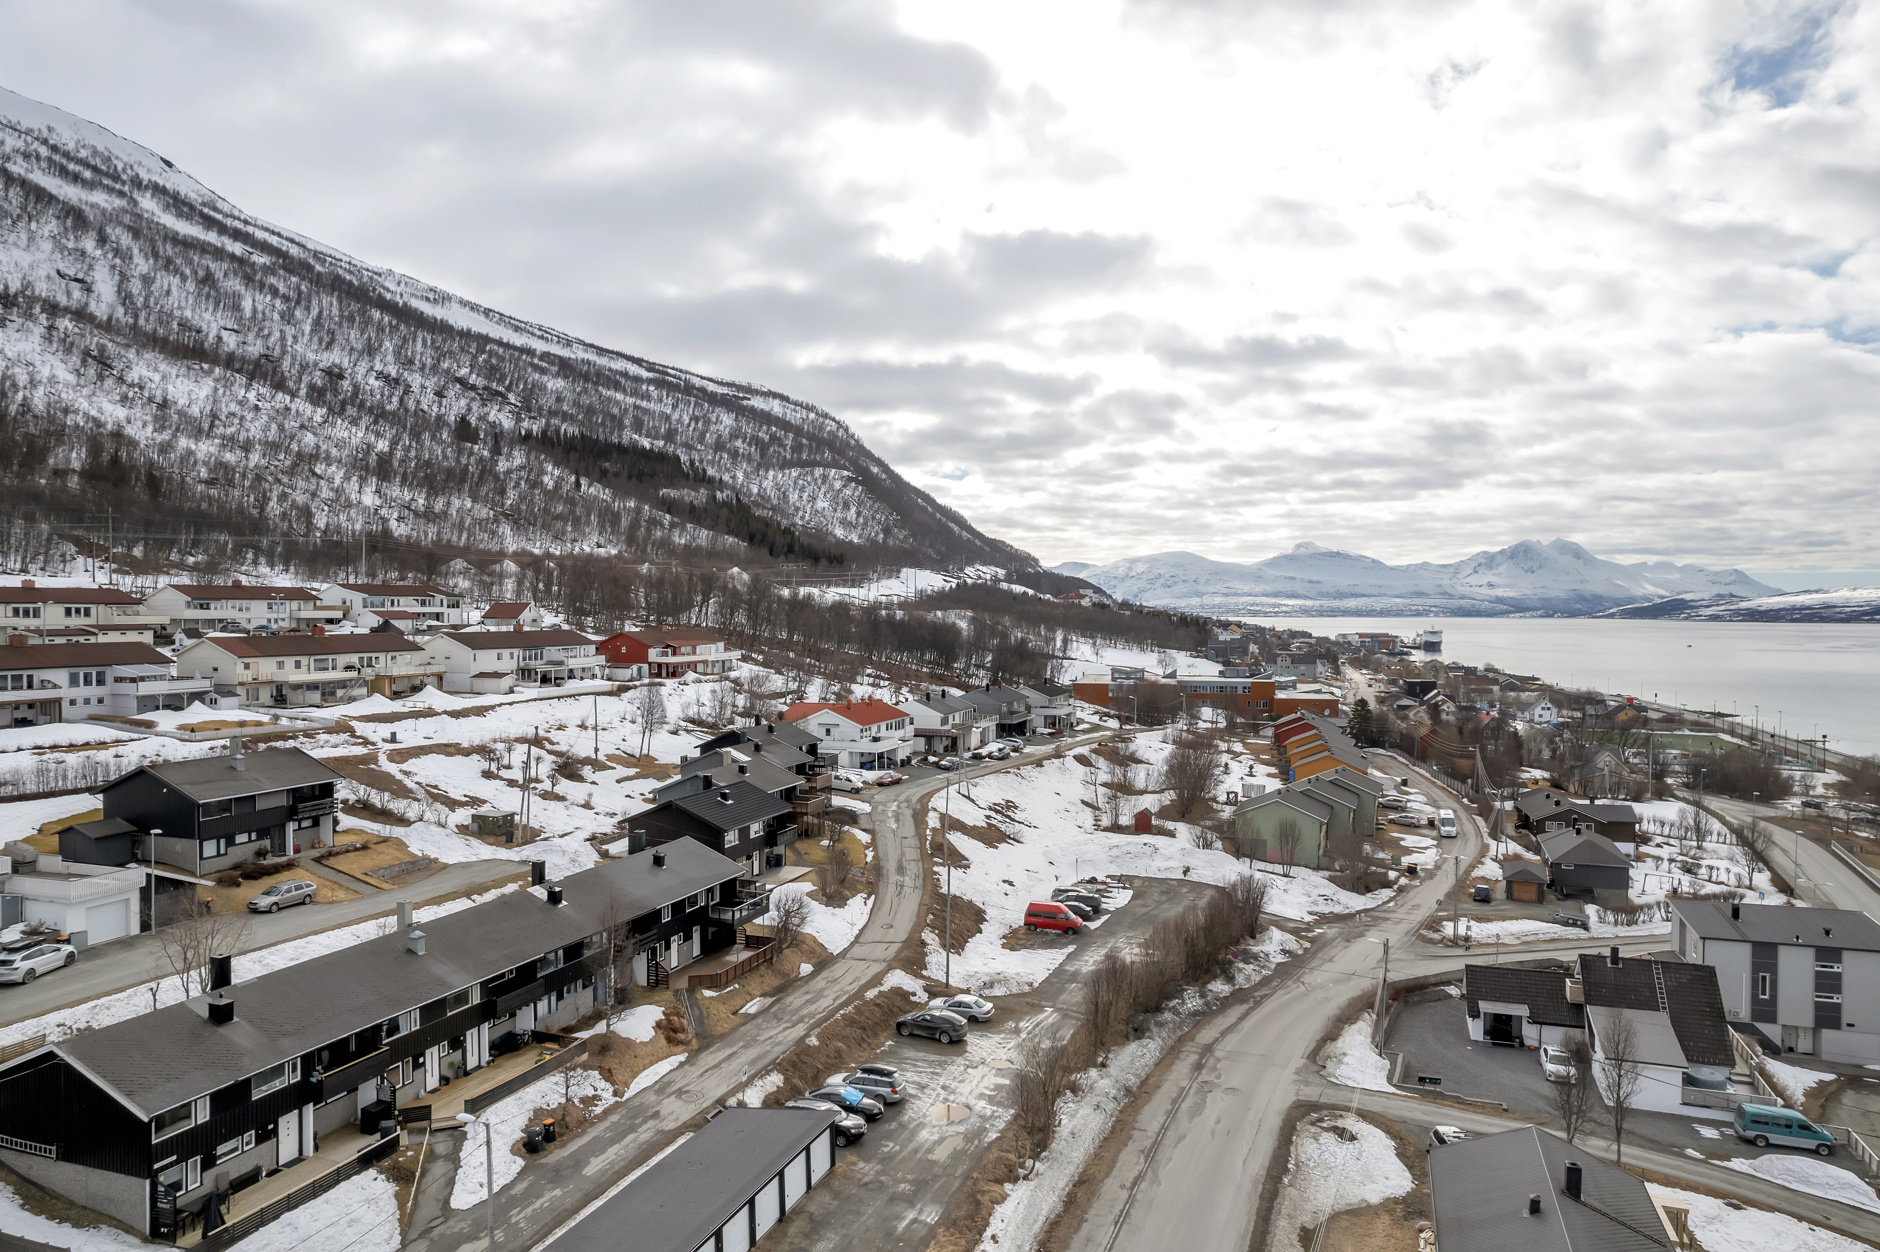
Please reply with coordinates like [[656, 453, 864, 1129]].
[[541, 1118, 557, 1144], [524, 1125, 544, 1154]]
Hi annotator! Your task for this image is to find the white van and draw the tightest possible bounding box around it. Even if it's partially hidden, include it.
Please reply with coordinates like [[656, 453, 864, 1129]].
[[1437, 809, 1458, 838]]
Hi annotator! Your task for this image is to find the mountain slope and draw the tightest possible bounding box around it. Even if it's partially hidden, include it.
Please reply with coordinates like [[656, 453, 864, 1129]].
[[0, 86, 1027, 573], [1075, 539, 1779, 616], [1597, 587, 1880, 623]]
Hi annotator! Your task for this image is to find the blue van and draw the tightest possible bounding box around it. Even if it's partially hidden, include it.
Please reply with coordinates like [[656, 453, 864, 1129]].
[[1734, 1102, 1835, 1155]]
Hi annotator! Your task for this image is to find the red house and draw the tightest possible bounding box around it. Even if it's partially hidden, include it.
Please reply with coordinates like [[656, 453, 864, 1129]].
[[598, 628, 741, 678]]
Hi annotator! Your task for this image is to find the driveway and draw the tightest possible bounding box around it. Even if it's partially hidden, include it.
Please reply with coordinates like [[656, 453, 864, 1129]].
[[0, 858, 528, 1029]]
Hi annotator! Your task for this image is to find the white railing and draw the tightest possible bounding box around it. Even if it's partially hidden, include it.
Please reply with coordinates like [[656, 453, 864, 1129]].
[[1680, 1087, 1766, 1111], [0, 1132, 57, 1159]]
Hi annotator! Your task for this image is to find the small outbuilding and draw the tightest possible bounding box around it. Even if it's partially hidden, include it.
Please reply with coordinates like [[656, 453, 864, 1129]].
[[1501, 860, 1548, 903], [547, 1107, 839, 1252]]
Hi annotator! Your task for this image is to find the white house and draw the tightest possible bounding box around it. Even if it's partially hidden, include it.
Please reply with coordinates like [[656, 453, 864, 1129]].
[[779, 699, 916, 769], [1580, 950, 1744, 1119], [0, 855, 147, 945], [143, 582, 341, 634], [895, 690, 977, 755], [175, 631, 443, 707], [475, 601, 544, 631], [1, 638, 217, 726], [321, 583, 472, 628], [426, 629, 605, 693], [0, 582, 169, 642]]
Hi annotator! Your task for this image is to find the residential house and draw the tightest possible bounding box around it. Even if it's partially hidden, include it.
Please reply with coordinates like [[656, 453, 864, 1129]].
[[1502, 860, 1549, 902], [142, 582, 338, 634], [0, 582, 168, 642], [0, 843, 748, 1238], [475, 601, 544, 631], [1579, 948, 1739, 1116], [653, 749, 806, 810], [320, 583, 468, 629], [103, 742, 342, 874], [1305, 766, 1383, 832], [1429, 1125, 1685, 1252], [1462, 961, 1585, 1047], [897, 690, 980, 755], [1505, 692, 1559, 724], [1514, 791, 1640, 843], [1232, 787, 1335, 869], [1270, 712, 1369, 783], [1671, 899, 1880, 1062], [552, 1107, 839, 1252], [427, 629, 605, 692], [1015, 681, 1075, 730], [2, 638, 217, 725], [697, 719, 825, 774], [598, 628, 740, 679], [175, 631, 442, 707], [0, 839, 157, 946], [957, 684, 1032, 739], [626, 780, 797, 878], [1535, 827, 1633, 898], [781, 700, 916, 769]]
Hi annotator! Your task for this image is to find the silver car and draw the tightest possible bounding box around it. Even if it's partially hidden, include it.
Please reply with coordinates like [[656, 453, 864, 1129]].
[[248, 880, 316, 912], [930, 993, 994, 1022], [0, 942, 76, 985], [837, 1070, 906, 1103]]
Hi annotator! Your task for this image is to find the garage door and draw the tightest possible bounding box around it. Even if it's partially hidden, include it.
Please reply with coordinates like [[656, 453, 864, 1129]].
[[1511, 881, 1541, 903], [86, 899, 129, 943]]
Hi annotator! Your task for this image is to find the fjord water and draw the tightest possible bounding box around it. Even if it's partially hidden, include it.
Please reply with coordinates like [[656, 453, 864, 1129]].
[[1272, 618, 1880, 757]]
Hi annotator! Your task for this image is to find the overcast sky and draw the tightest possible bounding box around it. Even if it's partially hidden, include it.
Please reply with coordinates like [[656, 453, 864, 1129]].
[[1, 1, 1875, 587]]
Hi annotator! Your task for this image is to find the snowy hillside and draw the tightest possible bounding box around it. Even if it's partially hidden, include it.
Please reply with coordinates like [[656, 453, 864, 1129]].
[[1076, 539, 1778, 616], [1598, 586, 1880, 622], [0, 85, 1027, 571]]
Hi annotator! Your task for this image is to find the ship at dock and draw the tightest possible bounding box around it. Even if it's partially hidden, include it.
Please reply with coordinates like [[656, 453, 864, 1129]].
[[1414, 628, 1443, 651]]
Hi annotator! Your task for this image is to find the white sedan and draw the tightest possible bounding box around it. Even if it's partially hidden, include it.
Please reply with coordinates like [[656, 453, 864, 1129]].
[[930, 993, 994, 1022], [1540, 1044, 1579, 1083], [0, 942, 76, 985]]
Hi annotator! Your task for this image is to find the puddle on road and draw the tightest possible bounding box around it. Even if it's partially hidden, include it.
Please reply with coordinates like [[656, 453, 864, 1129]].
[[928, 1103, 972, 1123], [986, 1059, 1013, 1069]]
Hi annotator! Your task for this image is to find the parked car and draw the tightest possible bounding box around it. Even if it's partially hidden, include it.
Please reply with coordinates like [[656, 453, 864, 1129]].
[[248, 880, 317, 912], [931, 993, 994, 1022], [996, 737, 1025, 751], [895, 1008, 970, 1044], [1539, 1045, 1578, 1083], [1389, 813, 1427, 828], [1426, 1125, 1471, 1150], [837, 1070, 905, 1103], [1060, 899, 1095, 922], [1735, 1103, 1835, 1155], [1801, 799, 1825, 810], [831, 770, 868, 794], [1051, 888, 1104, 914], [1378, 795, 1410, 810], [804, 1085, 885, 1121], [854, 1062, 902, 1082], [1023, 901, 1083, 934], [0, 942, 76, 985], [785, 1098, 868, 1146], [985, 746, 1011, 761], [935, 757, 964, 772], [872, 771, 906, 787]]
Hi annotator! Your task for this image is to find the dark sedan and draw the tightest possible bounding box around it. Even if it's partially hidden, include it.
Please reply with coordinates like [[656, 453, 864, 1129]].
[[896, 1008, 970, 1044], [784, 1098, 868, 1147], [804, 1086, 885, 1121]]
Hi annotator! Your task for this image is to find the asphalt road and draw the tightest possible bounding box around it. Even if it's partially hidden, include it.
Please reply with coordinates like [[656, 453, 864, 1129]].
[[0, 858, 527, 1028], [404, 728, 1124, 1252], [1065, 750, 1490, 1252], [1685, 790, 1880, 917]]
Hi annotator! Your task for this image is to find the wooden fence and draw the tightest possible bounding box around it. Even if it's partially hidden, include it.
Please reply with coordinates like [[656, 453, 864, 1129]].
[[463, 1040, 591, 1117], [686, 940, 779, 991]]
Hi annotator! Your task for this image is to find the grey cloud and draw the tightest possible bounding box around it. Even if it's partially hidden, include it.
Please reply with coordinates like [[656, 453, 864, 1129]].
[[1401, 222, 1454, 253], [1152, 331, 1357, 372], [1240, 197, 1355, 247]]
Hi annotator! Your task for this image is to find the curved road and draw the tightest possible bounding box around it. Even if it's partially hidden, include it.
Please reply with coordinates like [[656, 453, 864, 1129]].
[[406, 730, 1119, 1252]]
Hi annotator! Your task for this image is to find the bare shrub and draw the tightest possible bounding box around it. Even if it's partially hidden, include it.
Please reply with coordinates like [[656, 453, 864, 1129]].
[[1158, 736, 1222, 819], [1549, 1032, 1596, 1143], [154, 906, 251, 999], [767, 890, 812, 952], [818, 841, 854, 901]]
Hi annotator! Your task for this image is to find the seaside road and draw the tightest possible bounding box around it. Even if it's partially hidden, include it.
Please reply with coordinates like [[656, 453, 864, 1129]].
[[1686, 791, 1880, 917], [0, 858, 528, 1030], [405, 729, 1124, 1252], [1064, 751, 1487, 1252]]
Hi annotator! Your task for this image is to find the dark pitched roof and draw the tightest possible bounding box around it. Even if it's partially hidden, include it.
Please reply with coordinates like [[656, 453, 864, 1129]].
[[1577, 954, 1733, 1068], [192, 634, 423, 658], [1464, 963, 1585, 1028], [62, 817, 139, 840], [1235, 789, 1333, 823], [662, 781, 794, 833], [111, 746, 343, 803], [911, 691, 976, 716], [1320, 765, 1384, 796], [956, 685, 1030, 713], [440, 629, 593, 649], [1515, 790, 1637, 825], [1502, 861, 1549, 883], [665, 750, 802, 799], [1429, 1125, 1670, 1252], [163, 585, 318, 599], [698, 720, 820, 754], [0, 641, 173, 668], [334, 583, 450, 596], [481, 602, 531, 617], [550, 1108, 837, 1252], [0, 586, 144, 605], [1536, 829, 1631, 869], [1673, 899, 1880, 952], [54, 841, 742, 1117]]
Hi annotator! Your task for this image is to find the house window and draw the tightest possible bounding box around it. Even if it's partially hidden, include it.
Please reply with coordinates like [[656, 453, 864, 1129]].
[[202, 837, 229, 859], [1817, 993, 1844, 1004], [660, 903, 673, 922], [251, 1059, 296, 1098], [1756, 973, 1772, 998], [201, 799, 233, 819], [215, 1136, 243, 1164], [187, 1156, 202, 1192], [1815, 961, 1843, 973], [446, 986, 480, 1014], [152, 1100, 198, 1141]]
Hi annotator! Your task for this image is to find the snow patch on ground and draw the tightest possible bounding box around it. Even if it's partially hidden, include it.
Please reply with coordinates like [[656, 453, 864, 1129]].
[[758, 883, 872, 955], [729, 1069, 786, 1108], [1647, 1185, 1872, 1252], [1268, 1112, 1415, 1236], [867, 969, 929, 1001], [578, 1004, 665, 1043], [1322, 1012, 1394, 1091], [1760, 1057, 1836, 1108], [1719, 1155, 1880, 1213]]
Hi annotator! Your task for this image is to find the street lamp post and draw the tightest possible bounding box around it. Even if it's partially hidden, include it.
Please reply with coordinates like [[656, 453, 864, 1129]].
[[455, 1113, 495, 1252], [147, 827, 162, 933]]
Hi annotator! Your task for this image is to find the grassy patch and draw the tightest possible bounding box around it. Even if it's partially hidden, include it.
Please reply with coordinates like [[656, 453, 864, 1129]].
[[32, 806, 100, 850], [205, 866, 360, 913], [695, 935, 833, 1036], [320, 833, 422, 883]]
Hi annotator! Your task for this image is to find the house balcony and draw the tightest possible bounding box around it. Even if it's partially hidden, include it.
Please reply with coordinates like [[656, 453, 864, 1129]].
[[792, 793, 829, 817], [802, 769, 832, 790], [709, 889, 772, 926], [292, 606, 349, 620], [111, 675, 214, 695], [293, 797, 338, 820]]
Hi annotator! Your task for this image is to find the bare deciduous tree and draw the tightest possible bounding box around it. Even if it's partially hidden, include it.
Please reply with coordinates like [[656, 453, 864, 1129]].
[[767, 890, 812, 952], [154, 906, 251, 1000], [1158, 734, 1222, 820], [1595, 1012, 1644, 1165], [1272, 817, 1304, 877], [633, 684, 667, 760], [817, 841, 854, 901], [1548, 1032, 1596, 1143]]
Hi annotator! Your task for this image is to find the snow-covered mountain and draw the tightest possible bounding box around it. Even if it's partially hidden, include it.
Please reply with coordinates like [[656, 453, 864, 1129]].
[[0, 86, 1028, 572], [1072, 539, 1780, 616], [1598, 586, 1880, 623]]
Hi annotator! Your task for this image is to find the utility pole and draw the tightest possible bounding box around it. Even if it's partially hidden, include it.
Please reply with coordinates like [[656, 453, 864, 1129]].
[[593, 692, 600, 761], [943, 775, 954, 990]]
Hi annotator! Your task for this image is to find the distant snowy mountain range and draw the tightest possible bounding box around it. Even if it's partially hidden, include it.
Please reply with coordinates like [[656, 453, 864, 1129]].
[[0, 85, 1027, 572], [1052, 539, 1789, 617], [1596, 586, 1880, 623]]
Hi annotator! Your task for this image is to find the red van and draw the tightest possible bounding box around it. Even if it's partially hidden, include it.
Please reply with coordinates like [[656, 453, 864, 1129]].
[[1023, 902, 1083, 934]]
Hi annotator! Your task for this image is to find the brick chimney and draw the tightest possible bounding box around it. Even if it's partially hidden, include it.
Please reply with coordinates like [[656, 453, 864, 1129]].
[[231, 577, 243, 585], [312, 624, 326, 637], [513, 623, 522, 632], [7, 635, 28, 648], [20, 579, 33, 589]]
